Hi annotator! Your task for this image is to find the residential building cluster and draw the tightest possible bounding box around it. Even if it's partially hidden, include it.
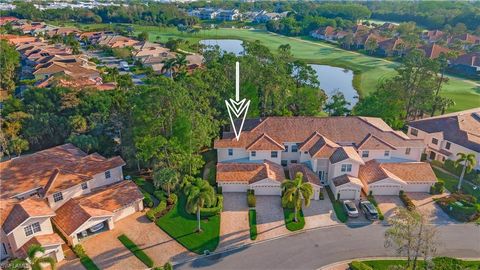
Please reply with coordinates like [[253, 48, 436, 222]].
[[214, 116, 439, 201], [0, 144, 144, 262], [188, 8, 288, 23], [310, 23, 480, 77]]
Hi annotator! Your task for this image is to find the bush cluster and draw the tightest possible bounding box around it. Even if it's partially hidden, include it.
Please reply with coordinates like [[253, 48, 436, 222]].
[[436, 193, 479, 222], [146, 200, 167, 222], [143, 192, 154, 208], [349, 261, 373, 270], [247, 191, 256, 208], [217, 186, 222, 195], [399, 190, 415, 211], [430, 181, 445, 195], [154, 190, 167, 201], [167, 193, 178, 205]]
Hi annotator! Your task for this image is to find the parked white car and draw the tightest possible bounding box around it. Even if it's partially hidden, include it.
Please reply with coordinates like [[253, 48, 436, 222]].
[[343, 200, 359, 218]]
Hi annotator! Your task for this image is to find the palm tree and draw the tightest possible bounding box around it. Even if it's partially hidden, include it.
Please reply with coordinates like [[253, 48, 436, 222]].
[[9, 244, 56, 270], [153, 167, 179, 196], [184, 178, 215, 232], [281, 172, 314, 222], [161, 58, 176, 78], [173, 54, 188, 76], [454, 153, 477, 191]]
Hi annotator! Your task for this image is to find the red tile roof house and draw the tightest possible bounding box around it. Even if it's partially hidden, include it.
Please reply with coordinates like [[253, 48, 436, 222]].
[[448, 52, 480, 77], [419, 43, 452, 59], [0, 144, 144, 262], [407, 108, 480, 171], [214, 116, 437, 200], [421, 30, 445, 43], [310, 26, 336, 41]]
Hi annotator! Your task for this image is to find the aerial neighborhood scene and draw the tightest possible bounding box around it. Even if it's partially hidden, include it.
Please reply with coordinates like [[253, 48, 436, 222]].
[[0, 1, 479, 270]]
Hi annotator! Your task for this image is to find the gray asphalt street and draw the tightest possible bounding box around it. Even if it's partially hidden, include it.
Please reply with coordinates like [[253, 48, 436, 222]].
[[176, 224, 480, 270]]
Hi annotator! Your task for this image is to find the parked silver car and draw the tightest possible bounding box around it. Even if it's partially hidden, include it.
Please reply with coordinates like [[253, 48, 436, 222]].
[[343, 200, 359, 218]]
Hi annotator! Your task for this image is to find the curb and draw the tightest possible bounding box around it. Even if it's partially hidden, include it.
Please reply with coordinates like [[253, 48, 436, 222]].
[[317, 256, 480, 270]]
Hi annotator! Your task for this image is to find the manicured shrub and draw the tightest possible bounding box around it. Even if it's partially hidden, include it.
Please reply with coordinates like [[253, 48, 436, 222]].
[[73, 244, 86, 258], [167, 193, 178, 205], [247, 193, 256, 208], [217, 186, 222, 195], [118, 234, 154, 268], [247, 189, 255, 195], [146, 200, 168, 221], [399, 190, 415, 211], [154, 190, 167, 201], [249, 209, 257, 240], [349, 261, 373, 270], [143, 192, 154, 208], [73, 244, 100, 270], [163, 262, 173, 270]]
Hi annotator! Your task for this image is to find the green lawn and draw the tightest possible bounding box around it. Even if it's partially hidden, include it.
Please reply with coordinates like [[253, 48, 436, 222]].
[[325, 187, 348, 223], [248, 209, 257, 240], [283, 208, 305, 231], [156, 194, 220, 254], [433, 168, 480, 201], [363, 259, 480, 270]]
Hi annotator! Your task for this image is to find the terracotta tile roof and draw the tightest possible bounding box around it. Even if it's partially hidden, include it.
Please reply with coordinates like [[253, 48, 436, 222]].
[[359, 160, 436, 185], [0, 144, 126, 200], [357, 134, 396, 150], [378, 37, 404, 52], [216, 160, 285, 184], [420, 43, 451, 59], [331, 174, 363, 187], [288, 164, 321, 186], [246, 133, 285, 151], [0, 17, 18, 25], [299, 132, 339, 158], [53, 180, 142, 236], [457, 33, 480, 44], [423, 30, 444, 42], [18, 233, 64, 255], [312, 26, 335, 36], [408, 108, 480, 152], [0, 34, 37, 45], [214, 117, 423, 151], [329, 147, 364, 165], [2, 198, 55, 234]]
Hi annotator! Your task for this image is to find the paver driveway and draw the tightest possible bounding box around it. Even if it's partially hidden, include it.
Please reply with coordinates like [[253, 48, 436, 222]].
[[303, 198, 339, 229], [255, 196, 289, 241], [79, 212, 192, 270], [375, 195, 403, 220], [407, 192, 456, 224], [218, 193, 251, 251]]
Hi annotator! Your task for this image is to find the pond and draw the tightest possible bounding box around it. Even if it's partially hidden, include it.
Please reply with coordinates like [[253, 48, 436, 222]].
[[199, 39, 244, 56], [199, 39, 358, 107]]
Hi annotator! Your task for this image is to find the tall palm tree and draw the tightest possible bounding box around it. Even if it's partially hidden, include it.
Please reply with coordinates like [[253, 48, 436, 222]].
[[184, 178, 215, 232], [281, 172, 314, 222], [454, 153, 477, 191], [153, 167, 179, 196], [9, 244, 56, 270], [173, 54, 188, 77]]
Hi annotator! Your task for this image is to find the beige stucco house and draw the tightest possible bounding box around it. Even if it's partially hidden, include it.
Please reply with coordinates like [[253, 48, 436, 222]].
[[0, 144, 143, 263], [214, 116, 436, 199]]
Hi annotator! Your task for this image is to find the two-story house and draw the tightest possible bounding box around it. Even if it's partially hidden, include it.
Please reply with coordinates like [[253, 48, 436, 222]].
[[407, 108, 480, 171], [0, 144, 144, 262], [214, 116, 437, 200]]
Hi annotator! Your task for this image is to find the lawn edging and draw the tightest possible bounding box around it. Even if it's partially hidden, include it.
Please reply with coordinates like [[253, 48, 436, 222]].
[[283, 208, 305, 231], [117, 234, 154, 268], [325, 186, 348, 223], [248, 209, 257, 240]]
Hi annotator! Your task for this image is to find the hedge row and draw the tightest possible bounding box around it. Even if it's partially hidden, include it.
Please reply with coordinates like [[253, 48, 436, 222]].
[[247, 192, 256, 208], [430, 181, 445, 195], [73, 244, 100, 270], [399, 190, 415, 211], [142, 192, 154, 208], [248, 209, 257, 240], [147, 200, 167, 222], [200, 194, 223, 217], [118, 234, 154, 268]]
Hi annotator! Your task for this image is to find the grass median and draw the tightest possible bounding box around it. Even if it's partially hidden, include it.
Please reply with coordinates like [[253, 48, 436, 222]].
[[117, 234, 154, 268]]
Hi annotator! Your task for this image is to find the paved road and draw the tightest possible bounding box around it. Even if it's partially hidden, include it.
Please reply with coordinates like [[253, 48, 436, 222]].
[[176, 224, 480, 270]]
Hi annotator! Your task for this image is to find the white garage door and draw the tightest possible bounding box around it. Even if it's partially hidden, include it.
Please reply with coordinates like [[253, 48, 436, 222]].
[[114, 203, 137, 222], [338, 189, 357, 200], [220, 183, 248, 192], [253, 186, 281, 196], [370, 185, 401, 195], [404, 183, 432, 192]]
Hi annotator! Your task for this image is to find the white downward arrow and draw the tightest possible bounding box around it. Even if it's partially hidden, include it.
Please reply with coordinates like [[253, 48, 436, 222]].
[[225, 62, 250, 141]]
